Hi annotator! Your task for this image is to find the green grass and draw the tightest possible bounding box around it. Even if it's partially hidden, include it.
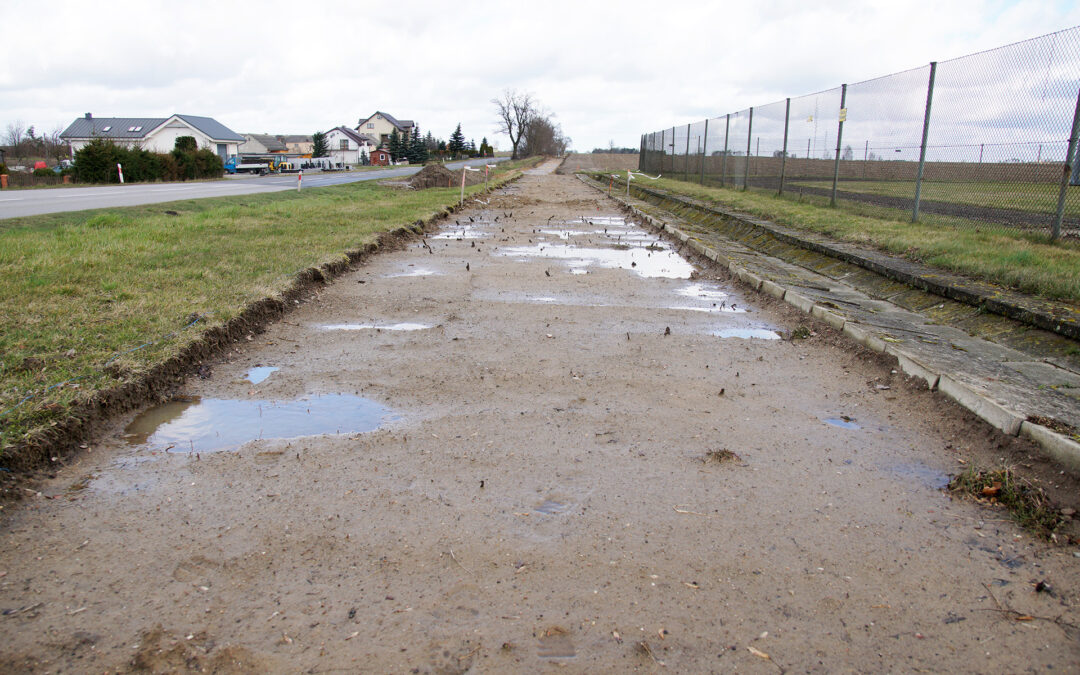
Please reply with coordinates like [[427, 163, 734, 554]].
[[948, 466, 1063, 540], [790, 179, 1079, 217], [0, 160, 537, 457], [604, 172, 1080, 303]]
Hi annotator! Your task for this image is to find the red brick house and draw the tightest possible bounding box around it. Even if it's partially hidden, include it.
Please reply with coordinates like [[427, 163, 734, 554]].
[[370, 149, 392, 166]]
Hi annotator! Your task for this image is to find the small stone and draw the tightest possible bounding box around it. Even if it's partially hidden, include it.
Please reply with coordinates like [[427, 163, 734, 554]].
[[1060, 508, 1075, 517]]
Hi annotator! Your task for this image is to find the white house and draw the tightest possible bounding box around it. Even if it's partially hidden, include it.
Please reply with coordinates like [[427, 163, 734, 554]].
[[238, 133, 287, 154], [356, 112, 414, 147], [325, 126, 378, 165], [60, 113, 245, 158]]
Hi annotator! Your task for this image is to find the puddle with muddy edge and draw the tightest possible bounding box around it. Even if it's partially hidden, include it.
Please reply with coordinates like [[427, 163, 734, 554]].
[[824, 416, 861, 430], [320, 323, 431, 331], [123, 394, 397, 453], [245, 366, 279, 384]]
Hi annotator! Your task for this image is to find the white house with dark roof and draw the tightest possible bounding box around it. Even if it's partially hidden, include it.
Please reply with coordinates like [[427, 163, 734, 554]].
[[60, 113, 245, 158], [324, 126, 378, 165], [356, 112, 415, 147]]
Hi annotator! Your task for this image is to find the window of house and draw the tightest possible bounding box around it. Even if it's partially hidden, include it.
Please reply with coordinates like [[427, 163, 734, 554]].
[[102, 126, 112, 131], [340, 140, 348, 150], [367, 123, 374, 129]]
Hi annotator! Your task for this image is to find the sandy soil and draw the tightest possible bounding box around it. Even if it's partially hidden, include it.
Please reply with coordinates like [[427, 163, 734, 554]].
[[1, 161, 1078, 673]]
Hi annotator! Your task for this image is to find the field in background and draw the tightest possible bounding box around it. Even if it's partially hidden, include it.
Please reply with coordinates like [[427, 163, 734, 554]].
[[559, 153, 639, 172]]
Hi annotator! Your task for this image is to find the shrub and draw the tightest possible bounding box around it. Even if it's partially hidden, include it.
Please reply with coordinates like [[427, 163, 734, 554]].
[[0, 163, 7, 174], [33, 168, 54, 177], [174, 136, 197, 153]]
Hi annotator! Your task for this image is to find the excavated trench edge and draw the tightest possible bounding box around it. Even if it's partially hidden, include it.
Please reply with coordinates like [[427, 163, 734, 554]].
[[577, 173, 1080, 478], [615, 180, 1080, 342], [1, 172, 527, 478]]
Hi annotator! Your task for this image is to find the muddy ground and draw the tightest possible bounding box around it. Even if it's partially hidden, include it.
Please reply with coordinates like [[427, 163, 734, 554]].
[[1, 161, 1078, 673]]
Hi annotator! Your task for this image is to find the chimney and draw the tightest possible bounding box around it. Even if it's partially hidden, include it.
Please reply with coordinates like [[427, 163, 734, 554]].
[[85, 113, 92, 119]]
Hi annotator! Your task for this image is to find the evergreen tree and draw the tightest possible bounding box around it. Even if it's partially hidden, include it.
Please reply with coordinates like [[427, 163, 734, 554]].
[[388, 128, 402, 161], [311, 131, 329, 157], [479, 137, 493, 157], [409, 127, 427, 164], [448, 123, 465, 158], [468, 139, 477, 156]]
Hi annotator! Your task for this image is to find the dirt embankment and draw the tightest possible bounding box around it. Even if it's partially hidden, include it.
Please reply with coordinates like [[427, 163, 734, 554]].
[[558, 153, 640, 173], [408, 163, 488, 189]]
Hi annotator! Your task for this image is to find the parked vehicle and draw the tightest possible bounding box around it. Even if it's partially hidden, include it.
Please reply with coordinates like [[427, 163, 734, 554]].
[[224, 155, 301, 175]]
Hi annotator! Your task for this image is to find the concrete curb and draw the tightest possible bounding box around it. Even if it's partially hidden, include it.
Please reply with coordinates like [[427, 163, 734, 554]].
[[578, 173, 1080, 476], [937, 375, 1024, 436], [1019, 422, 1080, 474]]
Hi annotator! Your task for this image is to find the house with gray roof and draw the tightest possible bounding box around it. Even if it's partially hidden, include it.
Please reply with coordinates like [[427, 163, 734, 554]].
[[238, 133, 288, 154], [356, 112, 415, 147], [325, 126, 378, 165], [60, 113, 245, 158]]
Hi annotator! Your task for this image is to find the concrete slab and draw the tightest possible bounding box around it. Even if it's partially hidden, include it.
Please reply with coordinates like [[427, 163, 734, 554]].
[[938, 375, 1024, 436]]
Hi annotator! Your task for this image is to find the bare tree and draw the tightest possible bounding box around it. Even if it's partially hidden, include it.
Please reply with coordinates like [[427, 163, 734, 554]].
[[492, 89, 534, 160], [4, 121, 27, 162], [520, 114, 569, 158]]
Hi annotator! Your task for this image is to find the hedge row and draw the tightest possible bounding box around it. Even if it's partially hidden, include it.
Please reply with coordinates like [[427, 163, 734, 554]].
[[73, 137, 224, 184]]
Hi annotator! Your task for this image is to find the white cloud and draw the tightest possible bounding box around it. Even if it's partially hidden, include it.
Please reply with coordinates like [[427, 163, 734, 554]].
[[0, 0, 1077, 151]]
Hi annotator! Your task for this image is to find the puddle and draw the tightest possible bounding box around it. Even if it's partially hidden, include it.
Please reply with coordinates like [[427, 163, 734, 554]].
[[123, 394, 396, 453], [245, 366, 279, 384], [498, 243, 695, 279], [535, 498, 571, 515], [882, 461, 950, 489], [669, 305, 746, 314], [676, 283, 731, 302], [386, 268, 437, 278], [321, 323, 431, 331], [824, 416, 861, 430], [712, 328, 781, 340], [432, 225, 489, 239]]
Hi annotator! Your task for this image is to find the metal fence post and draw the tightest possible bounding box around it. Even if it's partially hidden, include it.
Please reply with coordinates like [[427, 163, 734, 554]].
[[1053, 87, 1080, 241], [685, 123, 691, 181], [671, 126, 676, 175], [721, 114, 730, 187], [700, 118, 709, 185], [660, 128, 666, 176], [743, 107, 754, 190], [638, 134, 644, 172], [830, 84, 847, 206], [912, 62, 937, 222], [779, 98, 791, 195]]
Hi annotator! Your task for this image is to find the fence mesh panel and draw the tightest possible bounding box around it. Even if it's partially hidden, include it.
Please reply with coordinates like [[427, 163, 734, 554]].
[[638, 27, 1080, 238]]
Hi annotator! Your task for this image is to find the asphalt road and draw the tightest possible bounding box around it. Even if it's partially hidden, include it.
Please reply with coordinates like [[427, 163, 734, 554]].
[[0, 157, 506, 220]]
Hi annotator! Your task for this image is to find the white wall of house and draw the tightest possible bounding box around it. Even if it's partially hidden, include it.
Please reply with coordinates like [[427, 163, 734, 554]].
[[67, 118, 240, 158], [325, 128, 373, 165]]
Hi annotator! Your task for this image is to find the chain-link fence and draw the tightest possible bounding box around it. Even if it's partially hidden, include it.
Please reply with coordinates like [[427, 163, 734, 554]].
[[639, 27, 1080, 240]]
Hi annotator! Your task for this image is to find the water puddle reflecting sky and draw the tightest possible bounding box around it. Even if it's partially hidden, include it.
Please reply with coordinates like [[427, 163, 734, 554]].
[[245, 366, 279, 384], [499, 243, 695, 279], [321, 323, 431, 331], [123, 394, 396, 453]]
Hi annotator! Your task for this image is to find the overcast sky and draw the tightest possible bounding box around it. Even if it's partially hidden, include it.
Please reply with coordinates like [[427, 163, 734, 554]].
[[1, 0, 1078, 153]]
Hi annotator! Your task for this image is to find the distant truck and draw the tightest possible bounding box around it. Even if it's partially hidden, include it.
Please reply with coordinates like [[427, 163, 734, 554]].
[[224, 155, 299, 175]]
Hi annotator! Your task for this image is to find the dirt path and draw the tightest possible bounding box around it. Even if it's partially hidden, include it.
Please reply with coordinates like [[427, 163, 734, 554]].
[[2, 161, 1078, 672]]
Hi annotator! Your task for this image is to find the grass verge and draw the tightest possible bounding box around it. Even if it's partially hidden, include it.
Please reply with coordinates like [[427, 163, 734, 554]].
[[948, 466, 1063, 540], [0, 159, 538, 464], [601, 172, 1080, 303]]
